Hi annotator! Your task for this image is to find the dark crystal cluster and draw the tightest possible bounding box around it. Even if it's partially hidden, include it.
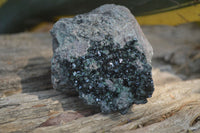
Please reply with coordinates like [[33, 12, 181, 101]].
[[66, 36, 154, 114], [51, 4, 154, 114]]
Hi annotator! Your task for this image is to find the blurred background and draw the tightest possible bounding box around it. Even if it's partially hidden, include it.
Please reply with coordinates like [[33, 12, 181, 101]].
[[0, 0, 200, 79], [0, 0, 200, 33]]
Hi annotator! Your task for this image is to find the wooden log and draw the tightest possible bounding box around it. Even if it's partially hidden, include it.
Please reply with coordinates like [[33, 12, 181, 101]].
[[0, 31, 199, 133]]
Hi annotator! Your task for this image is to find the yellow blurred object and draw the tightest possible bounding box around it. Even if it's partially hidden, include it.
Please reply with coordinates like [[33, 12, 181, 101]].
[[0, 0, 7, 7], [55, 15, 74, 21], [136, 4, 200, 25], [31, 22, 53, 32], [55, 4, 200, 26], [32, 3, 200, 32]]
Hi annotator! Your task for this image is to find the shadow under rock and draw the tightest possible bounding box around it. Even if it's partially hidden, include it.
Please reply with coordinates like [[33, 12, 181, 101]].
[[17, 57, 100, 114]]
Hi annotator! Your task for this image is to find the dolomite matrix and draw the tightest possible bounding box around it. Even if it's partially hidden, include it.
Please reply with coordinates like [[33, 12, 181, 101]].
[[51, 4, 154, 114]]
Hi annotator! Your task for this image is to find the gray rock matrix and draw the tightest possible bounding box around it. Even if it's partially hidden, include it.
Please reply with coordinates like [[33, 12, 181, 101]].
[[51, 4, 154, 114]]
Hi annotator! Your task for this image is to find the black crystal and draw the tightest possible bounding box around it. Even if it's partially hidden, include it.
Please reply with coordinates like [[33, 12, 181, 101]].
[[67, 37, 153, 113]]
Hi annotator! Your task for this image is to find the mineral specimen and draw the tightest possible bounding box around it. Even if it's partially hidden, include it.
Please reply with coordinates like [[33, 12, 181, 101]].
[[51, 4, 154, 114]]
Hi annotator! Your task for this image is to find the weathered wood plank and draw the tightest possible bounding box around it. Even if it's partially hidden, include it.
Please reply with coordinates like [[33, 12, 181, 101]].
[[32, 79, 200, 133], [0, 24, 200, 133]]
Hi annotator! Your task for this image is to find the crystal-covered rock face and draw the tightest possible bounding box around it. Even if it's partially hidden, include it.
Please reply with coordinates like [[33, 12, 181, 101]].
[[51, 4, 154, 114]]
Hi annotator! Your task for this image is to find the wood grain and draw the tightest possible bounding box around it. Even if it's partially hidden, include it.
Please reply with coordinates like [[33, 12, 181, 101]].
[[0, 32, 199, 133]]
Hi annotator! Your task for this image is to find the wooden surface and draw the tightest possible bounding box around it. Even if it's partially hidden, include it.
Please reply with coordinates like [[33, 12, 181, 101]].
[[0, 25, 200, 133]]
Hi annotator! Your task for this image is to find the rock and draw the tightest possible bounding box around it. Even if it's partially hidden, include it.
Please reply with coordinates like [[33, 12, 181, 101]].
[[51, 4, 154, 114]]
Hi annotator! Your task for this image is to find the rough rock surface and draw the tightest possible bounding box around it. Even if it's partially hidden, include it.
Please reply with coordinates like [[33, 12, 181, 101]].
[[51, 4, 154, 114]]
